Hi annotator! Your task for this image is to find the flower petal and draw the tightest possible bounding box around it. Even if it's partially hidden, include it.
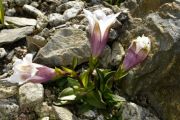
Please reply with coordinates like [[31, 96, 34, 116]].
[[135, 35, 151, 53], [91, 20, 102, 56], [99, 12, 120, 38], [23, 53, 33, 63], [93, 9, 106, 20], [122, 35, 151, 71], [83, 9, 95, 34], [4, 72, 30, 85]]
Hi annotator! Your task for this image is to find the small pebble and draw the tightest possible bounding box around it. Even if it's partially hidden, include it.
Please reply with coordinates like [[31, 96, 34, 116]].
[[0, 48, 7, 59]]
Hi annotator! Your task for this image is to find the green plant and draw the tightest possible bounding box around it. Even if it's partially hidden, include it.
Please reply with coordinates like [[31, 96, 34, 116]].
[[4, 9, 151, 119], [0, 0, 4, 24], [105, 0, 125, 5], [52, 9, 151, 119]]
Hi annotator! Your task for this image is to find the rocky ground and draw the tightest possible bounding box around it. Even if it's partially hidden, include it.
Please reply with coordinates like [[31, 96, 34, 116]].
[[0, 0, 180, 120]]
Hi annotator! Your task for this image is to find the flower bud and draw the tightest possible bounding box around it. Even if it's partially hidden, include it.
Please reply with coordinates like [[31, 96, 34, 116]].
[[122, 35, 151, 71]]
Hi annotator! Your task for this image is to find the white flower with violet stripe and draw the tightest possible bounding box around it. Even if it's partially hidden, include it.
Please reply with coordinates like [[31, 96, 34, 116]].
[[83, 9, 120, 57], [3, 54, 57, 85]]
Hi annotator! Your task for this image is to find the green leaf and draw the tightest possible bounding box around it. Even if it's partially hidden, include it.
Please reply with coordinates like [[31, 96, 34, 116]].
[[72, 57, 78, 70], [67, 77, 80, 87], [104, 71, 115, 89], [80, 69, 90, 88], [0, 0, 4, 24], [62, 66, 77, 77], [89, 56, 98, 70], [107, 93, 126, 102], [104, 93, 126, 108], [114, 68, 128, 80], [58, 87, 76, 101], [86, 90, 106, 109], [77, 103, 93, 114], [55, 77, 68, 88], [96, 69, 105, 92], [54, 67, 65, 78]]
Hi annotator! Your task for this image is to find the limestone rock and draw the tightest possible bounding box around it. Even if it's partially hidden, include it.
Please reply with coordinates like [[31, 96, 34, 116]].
[[63, 7, 83, 21], [0, 48, 7, 58], [23, 4, 44, 18], [120, 0, 174, 17], [5, 16, 37, 26], [27, 35, 47, 52], [0, 99, 19, 119], [111, 41, 125, 66], [122, 102, 159, 120], [14, 0, 31, 6], [0, 82, 18, 99], [120, 2, 180, 120], [19, 83, 44, 110], [34, 28, 90, 66], [56, 1, 84, 13], [48, 13, 65, 27], [35, 102, 56, 119], [36, 15, 48, 30], [0, 26, 34, 46], [53, 106, 78, 120]]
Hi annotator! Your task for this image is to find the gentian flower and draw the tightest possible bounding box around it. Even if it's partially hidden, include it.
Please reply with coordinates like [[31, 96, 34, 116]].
[[83, 9, 120, 57], [122, 35, 151, 71], [3, 54, 57, 85]]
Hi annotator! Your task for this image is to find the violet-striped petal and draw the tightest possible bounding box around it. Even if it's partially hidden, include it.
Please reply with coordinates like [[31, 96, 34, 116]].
[[122, 35, 151, 71]]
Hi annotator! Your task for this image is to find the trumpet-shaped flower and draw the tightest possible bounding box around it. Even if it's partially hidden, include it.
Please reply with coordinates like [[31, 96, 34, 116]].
[[83, 9, 120, 57], [122, 35, 151, 71], [3, 54, 57, 85]]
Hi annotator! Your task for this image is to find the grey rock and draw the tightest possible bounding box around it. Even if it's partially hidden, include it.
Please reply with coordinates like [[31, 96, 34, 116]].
[[14, 0, 31, 6], [0, 48, 7, 58], [34, 28, 90, 66], [48, 13, 65, 27], [0, 26, 34, 46], [175, 0, 180, 4], [122, 102, 159, 120], [53, 106, 78, 120], [0, 99, 19, 119], [39, 28, 50, 38], [111, 42, 125, 66], [146, 4, 180, 51], [99, 46, 111, 68], [36, 15, 48, 30], [19, 83, 44, 110], [83, 110, 96, 118], [27, 35, 47, 52], [35, 102, 56, 119], [5, 16, 37, 26], [96, 115, 104, 120], [121, 0, 174, 17], [63, 7, 82, 21], [30, 1, 39, 8], [23, 4, 44, 18], [109, 29, 118, 41], [91, 0, 101, 4], [5, 8, 16, 16], [56, 1, 84, 13], [0, 82, 18, 99], [120, 2, 180, 120]]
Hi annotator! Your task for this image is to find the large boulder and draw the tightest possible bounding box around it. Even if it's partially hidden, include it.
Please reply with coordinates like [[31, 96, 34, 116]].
[[34, 28, 90, 66], [120, 0, 174, 17], [120, 2, 180, 120]]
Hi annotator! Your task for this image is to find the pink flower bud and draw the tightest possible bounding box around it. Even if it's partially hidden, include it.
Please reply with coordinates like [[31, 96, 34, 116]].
[[122, 35, 151, 71]]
